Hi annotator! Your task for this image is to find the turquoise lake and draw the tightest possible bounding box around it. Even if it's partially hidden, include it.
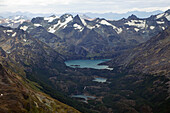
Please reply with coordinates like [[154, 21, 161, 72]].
[[65, 59, 113, 70]]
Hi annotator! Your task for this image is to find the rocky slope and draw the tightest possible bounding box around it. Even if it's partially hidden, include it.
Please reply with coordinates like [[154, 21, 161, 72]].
[[0, 11, 170, 112], [127, 27, 170, 76], [107, 27, 170, 77], [0, 26, 83, 113], [0, 15, 30, 28], [0, 26, 97, 112], [105, 27, 170, 103], [0, 62, 80, 113], [18, 10, 170, 58], [0, 26, 65, 80]]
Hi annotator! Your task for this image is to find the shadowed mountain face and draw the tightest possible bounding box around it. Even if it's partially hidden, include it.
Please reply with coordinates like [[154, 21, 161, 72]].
[[18, 10, 170, 59], [0, 26, 83, 113], [0, 10, 170, 113], [0, 64, 32, 113], [0, 63, 80, 113], [0, 26, 66, 79], [107, 27, 170, 77], [104, 26, 170, 104], [127, 27, 170, 76]]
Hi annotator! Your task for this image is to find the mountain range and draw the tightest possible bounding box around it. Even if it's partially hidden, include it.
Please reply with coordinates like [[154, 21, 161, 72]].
[[0, 9, 170, 113], [0, 26, 80, 112], [75, 10, 163, 20], [0, 15, 30, 28], [0, 10, 163, 20], [18, 9, 170, 59]]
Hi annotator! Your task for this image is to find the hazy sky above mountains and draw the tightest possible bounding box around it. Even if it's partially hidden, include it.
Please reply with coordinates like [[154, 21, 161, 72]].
[[0, 0, 170, 14]]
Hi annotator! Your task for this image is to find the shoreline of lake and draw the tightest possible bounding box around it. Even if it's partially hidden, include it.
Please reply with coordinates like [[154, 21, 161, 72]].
[[65, 59, 113, 70]]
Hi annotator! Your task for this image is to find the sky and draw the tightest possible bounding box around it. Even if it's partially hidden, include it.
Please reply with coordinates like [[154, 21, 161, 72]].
[[0, 0, 170, 14]]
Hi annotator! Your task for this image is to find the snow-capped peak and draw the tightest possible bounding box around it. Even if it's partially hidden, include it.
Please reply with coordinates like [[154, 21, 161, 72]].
[[20, 26, 28, 31], [60, 14, 73, 20], [48, 14, 73, 33], [124, 20, 146, 29], [165, 13, 170, 21], [44, 15, 59, 22], [0, 15, 29, 28], [156, 13, 165, 19], [73, 23, 84, 31], [99, 19, 122, 34], [79, 16, 87, 26], [14, 15, 21, 20]]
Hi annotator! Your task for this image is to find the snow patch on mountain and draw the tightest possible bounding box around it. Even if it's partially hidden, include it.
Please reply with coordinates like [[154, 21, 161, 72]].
[[48, 16, 73, 33], [156, 13, 164, 19], [116, 28, 123, 34], [80, 17, 87, 26], [48, 25, 56, 33], [44, 16, 59, 22], [59, 16, 73, 28], [73, 23, 84, 31], [14, 16, 21, 20], [165, 13, 170, 21], [0, 15, 29, 28], [12, 32, 16, 37], [99, 20, 122, 34], [3, 30, 6, 33], [13, 19, 25, 24], [156, 21, 165, 24], [86, 25, 95, 29], [134, 28, 140, 32], [150, 26, 155, 30], [100, 20, 112, 26], [34, 24, 42, 27], [23, 39, 27, 42], [20, 26, 28, 31], [6, 51, 11, 54], [78, 16, 96, 30], [162, 27, 165, 30], [95, 24, 100, 28], [7, 30, 13, 32], [125, 20, 146, 29]]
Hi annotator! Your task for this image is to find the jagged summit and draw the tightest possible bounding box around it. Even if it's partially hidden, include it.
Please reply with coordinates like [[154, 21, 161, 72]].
[[0, 15, 30, 28], [165, 9, 170, 14], [73, 14, 85, 26], [50, 14, 56, 17], [60, 13, 73, 19], [127, 14, 138, 20], [18, 10, 170, 58]]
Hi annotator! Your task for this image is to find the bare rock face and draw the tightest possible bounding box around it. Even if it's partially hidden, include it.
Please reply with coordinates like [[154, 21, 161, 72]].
[[127, 27, 170, 76], [0, 26, 66, 77], [18, 10, 170, 58], [0, 15, 30, 28]]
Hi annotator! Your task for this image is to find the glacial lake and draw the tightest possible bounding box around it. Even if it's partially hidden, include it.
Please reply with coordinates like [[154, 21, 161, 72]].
[[65, 59, 113, 70], [71, 95, 96, 103], [93, 78, 107, 83]]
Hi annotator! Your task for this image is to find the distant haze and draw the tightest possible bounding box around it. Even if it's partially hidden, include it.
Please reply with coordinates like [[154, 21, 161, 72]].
[[0, 10, 164, 20], [0, 0, 169, 14]]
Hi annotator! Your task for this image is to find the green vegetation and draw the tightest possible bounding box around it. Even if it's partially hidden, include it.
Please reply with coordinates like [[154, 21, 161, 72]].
[[25, 64, 170, 113]]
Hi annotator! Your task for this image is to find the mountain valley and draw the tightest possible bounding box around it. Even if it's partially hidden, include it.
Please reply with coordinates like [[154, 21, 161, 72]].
[[0, 9, 170, 113], [18, 10, 170, 59]]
